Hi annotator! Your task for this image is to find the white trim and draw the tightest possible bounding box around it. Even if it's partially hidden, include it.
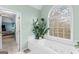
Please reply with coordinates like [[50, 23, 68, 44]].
[[70, 6, 74, 42], [16, 12, 22, 51], [47, 5, 73, 44], [0, 7, 17, 14], [0, 7, 21, 51]]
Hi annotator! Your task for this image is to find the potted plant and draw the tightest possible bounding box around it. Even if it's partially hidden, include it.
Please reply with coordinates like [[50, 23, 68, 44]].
[[74, 42, 79, 53], [32, 18, 49, 45], [75, 42, 79, 48]]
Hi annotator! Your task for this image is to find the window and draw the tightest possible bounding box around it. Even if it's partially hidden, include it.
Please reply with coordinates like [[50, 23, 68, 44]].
[[48, 6, 73, 39]]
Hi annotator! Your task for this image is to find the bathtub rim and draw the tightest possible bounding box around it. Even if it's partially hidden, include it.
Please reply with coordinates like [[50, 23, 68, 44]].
[[46, 36, 73, 47]]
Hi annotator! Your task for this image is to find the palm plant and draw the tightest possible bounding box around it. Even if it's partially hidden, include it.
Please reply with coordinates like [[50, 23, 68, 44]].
[[32, 18, 49, 39]]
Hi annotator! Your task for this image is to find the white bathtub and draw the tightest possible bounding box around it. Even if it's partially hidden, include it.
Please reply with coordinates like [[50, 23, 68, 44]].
[[28, 37, 73, 54]]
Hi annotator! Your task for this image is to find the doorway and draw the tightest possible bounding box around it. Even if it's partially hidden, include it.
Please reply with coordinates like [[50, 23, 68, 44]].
[[0, 8, 20, 53]]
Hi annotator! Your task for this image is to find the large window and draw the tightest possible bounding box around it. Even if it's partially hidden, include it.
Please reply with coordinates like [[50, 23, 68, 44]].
[[48, 6, 73, 39]]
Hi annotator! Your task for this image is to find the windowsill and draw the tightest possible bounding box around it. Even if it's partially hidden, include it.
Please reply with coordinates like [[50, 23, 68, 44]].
[[46, 36, 73, 47]]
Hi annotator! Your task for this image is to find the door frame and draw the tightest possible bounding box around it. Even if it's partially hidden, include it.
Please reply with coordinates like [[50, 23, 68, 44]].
[[0, 7, 21, 51]]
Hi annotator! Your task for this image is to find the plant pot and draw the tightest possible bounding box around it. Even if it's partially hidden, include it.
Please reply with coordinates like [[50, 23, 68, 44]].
[[28, 36, 46, 46], [35, 38, 46, 46]]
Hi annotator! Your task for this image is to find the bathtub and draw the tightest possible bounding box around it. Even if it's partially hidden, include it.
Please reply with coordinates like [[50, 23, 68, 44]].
[[28, 37, 73, 54]]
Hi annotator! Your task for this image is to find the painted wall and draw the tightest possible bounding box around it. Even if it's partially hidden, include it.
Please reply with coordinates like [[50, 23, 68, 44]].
[[41, 5, 53, 20], [0, 5, 41, 49], [73, 6, 79, 44], [40, 5, 79, 45]]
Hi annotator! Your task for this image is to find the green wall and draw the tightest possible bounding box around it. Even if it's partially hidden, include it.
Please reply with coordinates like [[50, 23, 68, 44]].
[[41, 5, 79, 45], [73, 6, 79, 44], [41, 5, 53, 20], [0, 5, 41, 49]]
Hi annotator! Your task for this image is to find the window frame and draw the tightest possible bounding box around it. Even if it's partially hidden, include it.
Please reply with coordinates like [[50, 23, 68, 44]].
[[47, 6, 73, 44]]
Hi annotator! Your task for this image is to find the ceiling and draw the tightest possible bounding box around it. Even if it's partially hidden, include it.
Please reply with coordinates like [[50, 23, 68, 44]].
[[30, 5, 43, 10]]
